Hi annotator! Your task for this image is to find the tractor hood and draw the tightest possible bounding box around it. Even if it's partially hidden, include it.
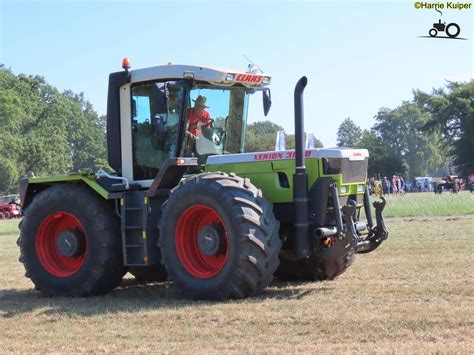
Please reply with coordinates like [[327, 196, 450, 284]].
[[206, 148, 369, 165]]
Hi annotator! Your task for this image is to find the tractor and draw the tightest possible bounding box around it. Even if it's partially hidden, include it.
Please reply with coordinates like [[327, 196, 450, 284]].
[[429, 19, 461, 38], [17, 59, 388, 299], [434, 175, 461, 194]]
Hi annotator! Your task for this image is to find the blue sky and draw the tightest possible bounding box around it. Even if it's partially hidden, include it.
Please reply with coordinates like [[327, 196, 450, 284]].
[[1, 0, 472, 146]]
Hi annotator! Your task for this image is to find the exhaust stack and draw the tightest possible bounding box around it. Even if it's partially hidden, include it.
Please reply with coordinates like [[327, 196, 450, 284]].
[[293, 76, 310, 258]]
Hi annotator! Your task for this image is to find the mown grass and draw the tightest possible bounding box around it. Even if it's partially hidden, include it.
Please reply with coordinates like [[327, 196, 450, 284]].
[[370, 190, 474, 218], [0, 219, 20, 236], [0, 196, 473, 352]]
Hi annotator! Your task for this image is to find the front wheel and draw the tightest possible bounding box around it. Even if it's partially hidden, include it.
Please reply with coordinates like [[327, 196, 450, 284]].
[[17, 184, 125, 297], [429, 28, 438, 37], [158, 172, 281, 299]]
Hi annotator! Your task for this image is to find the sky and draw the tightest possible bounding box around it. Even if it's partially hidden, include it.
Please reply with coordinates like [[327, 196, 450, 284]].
[[1, 0, 473, 147]]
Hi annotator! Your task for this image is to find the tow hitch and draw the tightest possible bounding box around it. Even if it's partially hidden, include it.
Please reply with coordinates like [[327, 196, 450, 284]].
[[313, 182, 389, 261], [356, 197, 389, 253]]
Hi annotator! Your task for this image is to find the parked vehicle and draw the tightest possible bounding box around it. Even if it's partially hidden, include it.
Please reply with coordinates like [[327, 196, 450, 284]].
[[0, 203, 21, 219], [434, 175, 461, 194]]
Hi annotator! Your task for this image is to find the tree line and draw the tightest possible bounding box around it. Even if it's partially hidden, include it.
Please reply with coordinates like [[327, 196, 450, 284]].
[[336, 80, 473, 179], [1, 66, 472, 194], [0, 67, 107, 193]]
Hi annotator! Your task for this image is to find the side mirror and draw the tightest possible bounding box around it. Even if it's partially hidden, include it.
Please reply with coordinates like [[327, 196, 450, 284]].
[[263, 89, 271, 116]]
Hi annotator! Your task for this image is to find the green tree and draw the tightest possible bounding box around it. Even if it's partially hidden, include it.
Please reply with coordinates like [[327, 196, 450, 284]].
[[286, 133, 323, 149], [372, 103, 445, 177], [247, 121, 283, 135], [356, 130, 406, 177], [245, 121, 283, 152], [0, 157, 19, 194], [0, 67, 108, 194], [419, 80, 474, 176], [336, 117, 362, 147], [245, 120, 323, 152]]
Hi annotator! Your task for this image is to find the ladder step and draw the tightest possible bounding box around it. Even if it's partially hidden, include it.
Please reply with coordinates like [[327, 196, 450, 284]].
[[125, 226, 142, 230], [126, 244, 145, 248], [125, 207, 142, 211]]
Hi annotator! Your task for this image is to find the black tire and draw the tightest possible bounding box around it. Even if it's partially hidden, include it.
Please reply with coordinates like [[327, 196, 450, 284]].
[[276, 250, 356, 282], [17, 184, 126, 297], [429, 28, 438, 37], [158, 172, 281, 300], [129, 265, 168, 283], [446, 23, 460, 38]]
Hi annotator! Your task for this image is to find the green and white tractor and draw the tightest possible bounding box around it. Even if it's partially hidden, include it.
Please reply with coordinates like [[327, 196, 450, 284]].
[[17, 60, 388, 299]]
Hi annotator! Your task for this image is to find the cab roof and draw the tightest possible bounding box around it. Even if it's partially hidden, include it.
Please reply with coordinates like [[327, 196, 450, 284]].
[[130, 64, 271, 88]]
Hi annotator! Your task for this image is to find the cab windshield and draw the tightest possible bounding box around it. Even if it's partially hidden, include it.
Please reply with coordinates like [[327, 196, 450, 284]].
[[182, 85, 250, 159]]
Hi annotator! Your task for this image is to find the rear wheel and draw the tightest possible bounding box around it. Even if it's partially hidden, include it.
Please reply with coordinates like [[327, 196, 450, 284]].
[[159, 172, 281, 299], [17, 184, 126, 297], [276, 250, 356, 281]]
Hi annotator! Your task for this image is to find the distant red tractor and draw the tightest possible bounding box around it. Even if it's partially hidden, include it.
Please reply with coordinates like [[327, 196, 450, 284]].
[[0, 203, 21, 219], [434, 175, 461, 194]]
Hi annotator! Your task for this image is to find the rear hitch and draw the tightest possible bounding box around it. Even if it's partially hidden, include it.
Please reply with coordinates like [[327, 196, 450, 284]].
[[311, 179, 388, 261], [315, 194, 357, 261], [341, 199, 358, 247], [356, 197, 389, 254]]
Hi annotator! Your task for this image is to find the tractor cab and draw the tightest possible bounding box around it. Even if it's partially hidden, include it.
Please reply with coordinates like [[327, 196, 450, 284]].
[[107, 60, 272, 185]]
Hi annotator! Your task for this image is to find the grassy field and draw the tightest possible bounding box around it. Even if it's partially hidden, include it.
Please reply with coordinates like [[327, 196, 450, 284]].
[[371, 190, 474, 218], [0, 193, 473, 353]]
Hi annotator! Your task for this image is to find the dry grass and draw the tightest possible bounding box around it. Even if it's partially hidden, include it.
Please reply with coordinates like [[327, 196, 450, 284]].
[[0, 216, 473, 353]]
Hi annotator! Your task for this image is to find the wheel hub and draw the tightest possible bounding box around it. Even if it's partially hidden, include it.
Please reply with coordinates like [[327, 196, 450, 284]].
[[56, 229, 84, 257], [197, 224, 226, 256]]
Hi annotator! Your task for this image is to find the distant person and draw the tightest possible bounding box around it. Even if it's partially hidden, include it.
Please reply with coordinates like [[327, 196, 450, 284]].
[[383, 177, 389, 196], [469, 174, 474, 192], [400, 176, 406, 195], [369, 177, 375, 195], [392, 175, 398, 196]]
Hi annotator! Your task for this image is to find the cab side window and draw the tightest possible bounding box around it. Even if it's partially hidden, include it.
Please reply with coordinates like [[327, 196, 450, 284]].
[[131, 81, 181, 180]]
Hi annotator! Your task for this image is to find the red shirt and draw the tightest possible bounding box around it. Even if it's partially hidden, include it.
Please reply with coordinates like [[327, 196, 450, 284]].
[[187, 108, 211, 135]]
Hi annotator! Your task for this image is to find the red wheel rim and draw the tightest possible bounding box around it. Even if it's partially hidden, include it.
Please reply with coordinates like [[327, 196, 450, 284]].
[[35, 211, 87, 277], [175, 205, 229, 279]]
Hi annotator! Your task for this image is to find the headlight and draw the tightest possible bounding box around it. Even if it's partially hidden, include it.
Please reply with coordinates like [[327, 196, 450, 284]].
[[262, 76, 271, 84], [226, 73, 235, 81], [357, 185, 365, 192], [340, 186, 347, 194]]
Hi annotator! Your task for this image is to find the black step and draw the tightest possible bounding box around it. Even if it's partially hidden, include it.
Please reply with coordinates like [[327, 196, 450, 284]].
[[122, 191, 148, 266]]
